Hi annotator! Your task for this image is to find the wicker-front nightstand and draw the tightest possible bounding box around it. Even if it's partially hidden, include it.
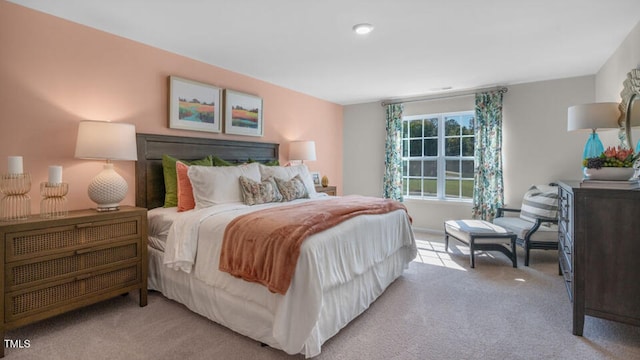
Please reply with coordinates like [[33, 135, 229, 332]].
[[0, 206, 147, 357], [315, 186, 337, 196]]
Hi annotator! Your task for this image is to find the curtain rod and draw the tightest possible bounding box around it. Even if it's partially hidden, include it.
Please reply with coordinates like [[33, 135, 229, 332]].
[[380, 86, 508, 107]]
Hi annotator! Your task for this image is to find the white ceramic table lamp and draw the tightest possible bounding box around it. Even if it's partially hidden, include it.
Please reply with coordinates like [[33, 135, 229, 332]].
[[74, 120, 137, 211]]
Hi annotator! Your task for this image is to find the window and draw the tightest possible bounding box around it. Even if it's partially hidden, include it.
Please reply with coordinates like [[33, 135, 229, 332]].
[[401, 111, 475, 200]]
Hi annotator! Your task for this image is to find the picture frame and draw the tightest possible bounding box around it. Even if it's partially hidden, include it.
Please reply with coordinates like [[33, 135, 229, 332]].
[[224, 89, 263, 137], [311, 172, 321, 186], [169, 76, 222, 133]]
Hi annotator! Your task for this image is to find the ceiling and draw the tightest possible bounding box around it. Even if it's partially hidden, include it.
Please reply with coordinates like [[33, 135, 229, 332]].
[[8, 0, 640, 105]]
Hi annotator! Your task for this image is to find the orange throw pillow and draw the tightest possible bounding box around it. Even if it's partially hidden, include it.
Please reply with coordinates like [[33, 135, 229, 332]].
[[176, 161, 196, 212]]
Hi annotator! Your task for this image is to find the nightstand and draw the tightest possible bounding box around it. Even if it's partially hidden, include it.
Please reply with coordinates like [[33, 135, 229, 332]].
[[0, 206, 147, 357], [315, 186, 337, 196]]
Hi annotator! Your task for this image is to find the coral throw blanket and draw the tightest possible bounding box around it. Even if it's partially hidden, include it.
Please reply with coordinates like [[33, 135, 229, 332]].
[[219, 196, 410, 294]]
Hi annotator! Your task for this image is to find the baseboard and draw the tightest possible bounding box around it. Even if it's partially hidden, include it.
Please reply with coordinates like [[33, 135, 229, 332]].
[[411, 226, 445, 235]]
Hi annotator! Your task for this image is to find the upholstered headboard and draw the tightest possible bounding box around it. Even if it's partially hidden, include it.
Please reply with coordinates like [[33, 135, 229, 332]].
[[135, 133, 279, 209]]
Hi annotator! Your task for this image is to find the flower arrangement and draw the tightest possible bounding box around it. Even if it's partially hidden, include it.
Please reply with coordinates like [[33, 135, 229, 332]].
[[583, 146, 638, 168]]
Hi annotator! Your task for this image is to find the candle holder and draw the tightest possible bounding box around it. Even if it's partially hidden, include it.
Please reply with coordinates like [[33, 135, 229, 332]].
[[0, 173, 32, 221], [40, 182, 69, 218]]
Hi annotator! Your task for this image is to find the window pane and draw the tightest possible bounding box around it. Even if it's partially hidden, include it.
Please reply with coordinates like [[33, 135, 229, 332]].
[[424, 139, 437, 156], [462, 160, 474, 178], [402, 160, 407, 177], [445, 179, 460, 197], [408, 178, 421, 196], [408, 160, 421, 177], [402, 139, 409, 157], [409, 120, 423, 138], [461, 179, 474, 198], [461, 136, 474, 156], [402, 121, 408, 138], [461, 115, 475, 135], [445, 116, 460, 136], [423, 160, 437, 177], [445, 138, 460, 156], [422, 178, 437, 195], [424, 118, 438, 137], [446, 160, 460, 177], [409, 139, 422, 156]]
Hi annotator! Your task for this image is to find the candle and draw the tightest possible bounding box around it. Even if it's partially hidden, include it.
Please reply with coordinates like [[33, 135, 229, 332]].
[[8, 156, 23, 174], [48, 165, 63, 185]]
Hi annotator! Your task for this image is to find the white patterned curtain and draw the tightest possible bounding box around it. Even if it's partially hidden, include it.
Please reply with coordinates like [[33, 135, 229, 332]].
[[472, 91, 504, 221], [383, 104, 404, 201]]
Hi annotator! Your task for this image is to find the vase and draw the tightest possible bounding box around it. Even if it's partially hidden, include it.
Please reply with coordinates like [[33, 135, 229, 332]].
[[321, 175, 329, 187], [583, 167, 635, 181]]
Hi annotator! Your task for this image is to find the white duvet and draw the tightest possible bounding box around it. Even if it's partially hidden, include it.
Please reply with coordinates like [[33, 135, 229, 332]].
[[158, 197, 417, 357]]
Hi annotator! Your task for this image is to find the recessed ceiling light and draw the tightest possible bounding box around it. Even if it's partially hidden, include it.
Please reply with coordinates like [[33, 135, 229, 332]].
[[352, 23, 374, 35]]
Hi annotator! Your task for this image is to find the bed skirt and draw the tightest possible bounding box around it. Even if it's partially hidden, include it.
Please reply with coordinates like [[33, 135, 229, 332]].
[[147, 243, 414, 357]]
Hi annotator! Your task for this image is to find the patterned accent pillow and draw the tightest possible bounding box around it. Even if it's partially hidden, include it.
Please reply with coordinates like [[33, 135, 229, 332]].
[[238, 176, 283, 206], [520, 185, 559, 222], [259, 164, 316, 195], [274, 175, 309, 202]]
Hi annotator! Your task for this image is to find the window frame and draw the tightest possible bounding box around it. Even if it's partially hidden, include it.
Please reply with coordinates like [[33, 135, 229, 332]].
[[401, 111, 475, 202]]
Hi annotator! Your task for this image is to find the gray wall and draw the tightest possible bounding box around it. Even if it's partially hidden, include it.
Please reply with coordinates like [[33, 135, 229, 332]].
[[343, 77, 593, 231], [343, 20, 640, 232]]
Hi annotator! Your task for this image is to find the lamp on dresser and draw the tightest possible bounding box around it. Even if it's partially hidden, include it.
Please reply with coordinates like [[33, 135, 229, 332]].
[[289, 140, 316, 164], [74, 120, 137, 211], [567, 102, 620, 159]]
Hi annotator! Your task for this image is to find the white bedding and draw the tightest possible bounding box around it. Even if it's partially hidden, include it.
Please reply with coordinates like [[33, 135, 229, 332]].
[[148, 197, 416, 358]]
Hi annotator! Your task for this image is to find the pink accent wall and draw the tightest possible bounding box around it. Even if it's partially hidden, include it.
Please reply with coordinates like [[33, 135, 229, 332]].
[[0, 2, 343, 212]]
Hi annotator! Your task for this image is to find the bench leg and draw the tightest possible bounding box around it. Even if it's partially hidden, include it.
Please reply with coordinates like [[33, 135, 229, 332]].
[[510, 237, 517, 268], [444, 233, 449, 251], [469, 237, 475, 268]]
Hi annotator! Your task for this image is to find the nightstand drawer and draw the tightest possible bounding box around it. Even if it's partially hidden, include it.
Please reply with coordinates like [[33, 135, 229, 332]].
[[315, 186, 336, 196], [5, 263, 140, 322], [5, 217, 142, 262], [6, 240, 140, 291]]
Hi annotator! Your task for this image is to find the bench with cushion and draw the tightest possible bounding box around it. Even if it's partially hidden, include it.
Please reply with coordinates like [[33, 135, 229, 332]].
[[444, 219, 517, 268]]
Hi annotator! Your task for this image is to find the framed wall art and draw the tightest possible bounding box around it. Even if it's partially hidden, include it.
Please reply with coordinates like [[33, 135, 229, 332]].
[[169, 76, 222, 133], [224, 90, 263, 137]]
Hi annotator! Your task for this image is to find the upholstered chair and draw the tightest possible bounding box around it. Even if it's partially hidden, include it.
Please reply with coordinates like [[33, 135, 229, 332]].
[[492, 184, 560, 266]]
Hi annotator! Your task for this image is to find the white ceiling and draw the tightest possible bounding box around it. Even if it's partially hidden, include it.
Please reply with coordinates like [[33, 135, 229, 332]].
[[8, 0, 640, 105]]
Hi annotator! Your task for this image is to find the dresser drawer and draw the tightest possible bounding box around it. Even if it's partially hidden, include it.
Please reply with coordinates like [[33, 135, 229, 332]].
[[5, 241, 140, 291], [5, 263, 140, 322], [5, 217, 142, 262], [558, 188, 572, 232], [558, 231, 572, 269], [559, 250, 573, 302]]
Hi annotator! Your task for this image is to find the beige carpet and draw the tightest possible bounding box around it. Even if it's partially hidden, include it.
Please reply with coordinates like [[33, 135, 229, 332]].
[[5, 232, 640, 359]]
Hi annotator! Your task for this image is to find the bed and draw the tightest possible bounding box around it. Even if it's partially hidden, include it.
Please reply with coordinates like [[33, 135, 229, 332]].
[[135, 133, 417, 358]]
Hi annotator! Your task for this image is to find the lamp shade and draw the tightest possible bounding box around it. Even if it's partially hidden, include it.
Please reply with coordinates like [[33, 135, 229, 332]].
[[74, 120, 137, 211], [289, 141, 316, 161], [567, 102, 620, 132], [74, 120, 138, 161]]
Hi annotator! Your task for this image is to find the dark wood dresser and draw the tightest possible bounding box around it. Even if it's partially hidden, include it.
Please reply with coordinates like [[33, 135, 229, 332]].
[[557, 181, 640, 335], [0, 206, 147, 357]]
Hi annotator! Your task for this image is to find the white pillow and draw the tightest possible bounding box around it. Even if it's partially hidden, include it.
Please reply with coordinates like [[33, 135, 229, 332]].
[[188, 162, 261, 209], [259, 164, 317, 195]]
